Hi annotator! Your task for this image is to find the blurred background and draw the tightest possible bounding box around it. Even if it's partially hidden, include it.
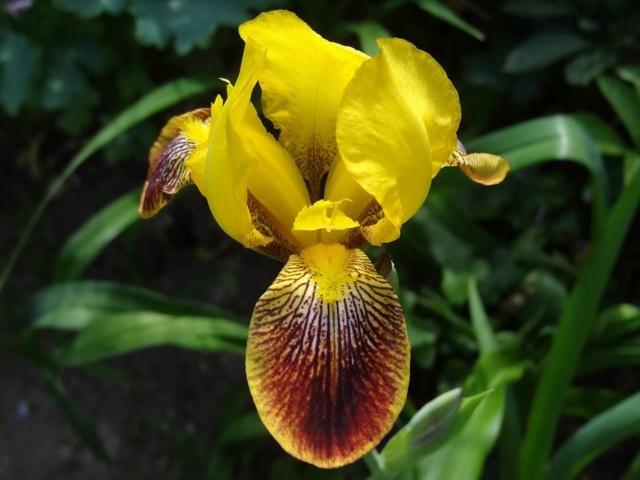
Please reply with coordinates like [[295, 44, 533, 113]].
[[1, 0, 639, 479]]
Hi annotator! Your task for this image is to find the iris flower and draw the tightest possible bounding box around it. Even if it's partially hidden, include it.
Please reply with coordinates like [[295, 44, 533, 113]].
[[139, 10, 508, 468]]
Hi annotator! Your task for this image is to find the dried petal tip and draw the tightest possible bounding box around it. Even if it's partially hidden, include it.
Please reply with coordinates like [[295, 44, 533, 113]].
[[447, 139, 510, 186], [139, 108, 210, 218], [246, 244, 410, 468]]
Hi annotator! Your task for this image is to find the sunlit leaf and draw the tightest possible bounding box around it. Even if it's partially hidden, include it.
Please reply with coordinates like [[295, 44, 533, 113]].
[[1, 77, 215, 290], [31, 281, 236, 330], [54, 188, 141, 282], [58, 312, 247, 365], [546, 392, 640, 480], [503, 33, 589, 73], [415, 0, 484, 40], [0, 32, 39, 115]]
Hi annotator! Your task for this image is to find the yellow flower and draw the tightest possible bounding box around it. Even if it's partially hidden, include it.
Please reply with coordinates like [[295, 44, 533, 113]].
[[139, 10, 509, 469]]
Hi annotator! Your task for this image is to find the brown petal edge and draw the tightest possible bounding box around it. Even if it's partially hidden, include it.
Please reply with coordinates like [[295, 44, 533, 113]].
[[139, 108, 210, 218]]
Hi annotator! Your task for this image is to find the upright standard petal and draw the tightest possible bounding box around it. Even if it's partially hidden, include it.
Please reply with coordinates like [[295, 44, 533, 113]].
[[204, 40, 272, 249], [336, 38, 461, 245], [246, 244, 410, 468], [239, 10, 368, 200]]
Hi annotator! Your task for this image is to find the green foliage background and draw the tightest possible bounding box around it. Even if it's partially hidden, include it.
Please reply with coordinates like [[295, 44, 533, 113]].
[[1, 0, 640, 479]]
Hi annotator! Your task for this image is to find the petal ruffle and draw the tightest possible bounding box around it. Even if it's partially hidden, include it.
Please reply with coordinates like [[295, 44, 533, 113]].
[[239, 10, 368, 200], [443, 140, 510, 185], [139, 108, 210, 218], [246, 244, 410, 468], [336, 38, 461, 245]]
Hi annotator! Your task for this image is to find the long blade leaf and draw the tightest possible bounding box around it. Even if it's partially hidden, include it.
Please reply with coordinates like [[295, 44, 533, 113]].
[[1, 77, 215, 290]]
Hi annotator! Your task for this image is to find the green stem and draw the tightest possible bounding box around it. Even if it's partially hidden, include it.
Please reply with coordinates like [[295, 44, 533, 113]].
[[517, 166, 640, 480]]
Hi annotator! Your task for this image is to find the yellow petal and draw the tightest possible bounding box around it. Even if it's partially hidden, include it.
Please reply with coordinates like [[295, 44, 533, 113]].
[[204, 40, 271, 248], [139, 108, 210, 219], [336, 38, 461, 244], [239, 10, 368, 200], [444, 140, 510, 185], [246, 244, 410, 468], [185, 96, 223, 193], [292, 199, 359, 232]]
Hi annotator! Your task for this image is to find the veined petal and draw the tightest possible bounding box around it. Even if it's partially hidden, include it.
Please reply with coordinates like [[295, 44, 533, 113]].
[[442, 139, 510, 185], [139, 108, 210, 218], [246, 244, 410, 468], [239, 10, 368, 200], [336, 38, 461, 245]]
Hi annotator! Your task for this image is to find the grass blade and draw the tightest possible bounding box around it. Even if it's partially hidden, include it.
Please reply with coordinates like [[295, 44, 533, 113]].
[[546, 391, 640, 480], [517, 159, 640, 480], [0, 77, 215, 291], [54, 188, 141, 282], [31, 280, 236, 330], [58, 312, 247, 366]]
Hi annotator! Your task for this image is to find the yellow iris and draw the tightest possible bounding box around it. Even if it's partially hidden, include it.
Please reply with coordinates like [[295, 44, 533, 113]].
[[139, 10, 509, 469]]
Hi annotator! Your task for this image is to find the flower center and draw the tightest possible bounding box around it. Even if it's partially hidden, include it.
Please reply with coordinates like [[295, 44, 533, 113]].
[[300, 244, 358, 302]]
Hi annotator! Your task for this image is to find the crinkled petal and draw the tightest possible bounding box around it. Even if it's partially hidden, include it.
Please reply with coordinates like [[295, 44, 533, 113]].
[[336, 38, 461, 244], [139, 108, 210, 218], [239, 10, 368, 199], [246, 244, 410, 468], [443, 139, 510, 185]]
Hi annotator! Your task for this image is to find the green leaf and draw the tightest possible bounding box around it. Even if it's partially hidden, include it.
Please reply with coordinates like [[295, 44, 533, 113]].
[[58, 312, 247, 365], [346, 21, 391, 56], [378, 389, 492, 476], [415, 0, 484, 41], [503, 33, 589, 73], [546, 391, 640, 480], [468, 277, 496, 354], [379, 388, 463, 475], [441, 260, 489, 306], [135, 0, 269, 55], [578, 338, 640, 375], [572, 112, 627, 156], [465, 115, 608, 234], [1, 32, 39, 115], [518, 155, 640, 480], [53, 0, 128, 17], [597, 75, 640, 149], [617, 66, 640, 95], [31, 281, 236, 330], [415, 388, 505, 480], [564, 49, 615, 87], [54, 188, 141, 282], [1, 77, 215, 291]]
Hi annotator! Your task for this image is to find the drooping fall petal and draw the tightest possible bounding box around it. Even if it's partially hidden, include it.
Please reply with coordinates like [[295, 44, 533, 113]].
[[139, 108, 210, 218], [246, 244, 410, 468], [239, 10, 368, 199], [336, 38, 461, 245]]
